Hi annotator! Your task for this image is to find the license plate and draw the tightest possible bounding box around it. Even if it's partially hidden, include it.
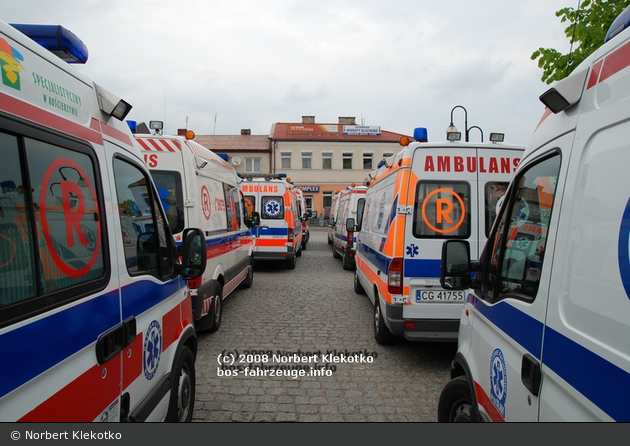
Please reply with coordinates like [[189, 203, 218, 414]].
[[416, 290, 465, 303]]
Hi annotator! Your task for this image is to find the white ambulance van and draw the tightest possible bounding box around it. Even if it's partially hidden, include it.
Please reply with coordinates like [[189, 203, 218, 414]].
[[354, 128, 524, 344], [136, 131, 254, 333], [0, 21, 206, 421], [240, 174, 303, 269], [437, 6, 630, 422], [332, 185, 367, 270], [327, 191, 341, 245], [293, 187, 310, 250]]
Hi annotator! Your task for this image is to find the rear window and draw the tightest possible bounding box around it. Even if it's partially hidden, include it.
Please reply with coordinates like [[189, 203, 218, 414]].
[[413, 181, 470, 239], [262, 196, 284, 220]]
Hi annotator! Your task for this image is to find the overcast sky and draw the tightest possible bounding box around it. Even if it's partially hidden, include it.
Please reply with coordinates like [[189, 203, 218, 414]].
[[4, 0, 576, 144]]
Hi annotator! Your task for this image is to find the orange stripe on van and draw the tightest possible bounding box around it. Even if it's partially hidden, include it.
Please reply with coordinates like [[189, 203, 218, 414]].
[[396, 169, 411, 206], [256, 239, 288, 247]]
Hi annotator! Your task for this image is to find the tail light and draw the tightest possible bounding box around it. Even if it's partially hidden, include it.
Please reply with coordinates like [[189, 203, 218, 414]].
[[188, 276, 202, 289], [347, 231, 354, 248], [388, 258, 403, 295]]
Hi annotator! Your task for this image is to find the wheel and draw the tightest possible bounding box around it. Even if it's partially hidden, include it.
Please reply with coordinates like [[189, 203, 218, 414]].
[[286, 253, 296, 269], [207, 284, 223, 333], [437, 376, 474, 422], [354, 270, 366, 295], [374, 297, 395, 345], [240, 261, 254, 289], [166, 345, 195, 422]]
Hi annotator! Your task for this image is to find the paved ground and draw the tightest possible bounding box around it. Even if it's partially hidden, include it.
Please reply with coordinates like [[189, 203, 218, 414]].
[[192, 227, 456, 422]]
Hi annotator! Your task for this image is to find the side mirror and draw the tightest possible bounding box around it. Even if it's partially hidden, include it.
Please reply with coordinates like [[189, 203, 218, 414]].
[[329, 217, 335, 227], [440, 240, 471, 290], [179, 228, 206, 280], [250, 211, 260, 228], [346, 217, 356, 232]]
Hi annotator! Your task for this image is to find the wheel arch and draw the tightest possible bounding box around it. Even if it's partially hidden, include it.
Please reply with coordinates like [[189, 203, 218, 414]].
[[449, 351, 485, 422]]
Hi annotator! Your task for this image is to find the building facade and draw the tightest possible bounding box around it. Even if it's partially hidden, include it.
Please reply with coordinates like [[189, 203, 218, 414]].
[[191, 117, 411, 222], [269, 116, 410, 222]]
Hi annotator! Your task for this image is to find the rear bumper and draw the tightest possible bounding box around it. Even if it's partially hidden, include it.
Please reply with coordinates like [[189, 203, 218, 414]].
[[383, 300, 459, 342]]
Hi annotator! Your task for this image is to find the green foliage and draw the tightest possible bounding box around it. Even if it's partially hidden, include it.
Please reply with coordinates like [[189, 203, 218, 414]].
[[531, 0, 630, 84]]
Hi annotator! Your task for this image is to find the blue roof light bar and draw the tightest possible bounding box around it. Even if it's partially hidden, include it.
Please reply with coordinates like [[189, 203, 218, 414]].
[[9, 24, 89, 64]]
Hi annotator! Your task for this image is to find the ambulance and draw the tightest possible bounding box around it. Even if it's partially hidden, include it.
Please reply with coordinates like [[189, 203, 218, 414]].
[[136, 131, 255, 333], [437, 6, 630, 422], [354, 128, 524, 344], [0, 21, 206, 421], [327, 191, 341, 245], [332, 185, 367, 270], [241, 174, 303, 269], [293, 187, 310, 250]]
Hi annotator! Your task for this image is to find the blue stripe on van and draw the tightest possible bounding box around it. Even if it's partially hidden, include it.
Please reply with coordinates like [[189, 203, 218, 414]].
[[471, 299, 544, 358], [357, 243, 390, 274], [121, 278, 182, 321], [254, 228, 289, 237], [404, 259, 441, 278], [543, 326, 630, 422], [472, 299, 630, 421], [0, 290, 120, 399], [0, 278, 182, 400]]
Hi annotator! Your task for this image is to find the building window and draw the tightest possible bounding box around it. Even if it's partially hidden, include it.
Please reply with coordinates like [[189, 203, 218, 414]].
[[281, 152, 291, 169], [322, 152, 333, 170], [302, 152, 312, 169], [245, 157, 261, 173], [382, 152, 394, 159], [363, 153, 374, 170], [343, 152, 353, 170]]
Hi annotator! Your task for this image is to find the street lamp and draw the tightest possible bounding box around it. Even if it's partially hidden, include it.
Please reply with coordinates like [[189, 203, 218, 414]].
[[446, 105, 484, 142]]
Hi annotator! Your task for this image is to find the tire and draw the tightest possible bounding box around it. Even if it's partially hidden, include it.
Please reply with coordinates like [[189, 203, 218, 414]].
[[240, 261, 254, 289], [165, 345, 195, 422], [286, 254, 296, 269], [207, 284, 223, 333], [374, 297, 395, 345], [437, 376, 474, 422], [354, 270, 366, 294]]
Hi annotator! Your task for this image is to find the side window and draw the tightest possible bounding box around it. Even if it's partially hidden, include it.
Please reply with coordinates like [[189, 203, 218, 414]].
[[356, 197, 366, 228], [114, 158, 173, 278], [225, 184, 241, 231], [150, 170, 184, 234], [0, 128, 107, 326], [262, 196, 284, 220], [485, 154, 560, 301], [485, 182, 509, 237], [413, 181, 470, 239], [243, 195, 255, 219]]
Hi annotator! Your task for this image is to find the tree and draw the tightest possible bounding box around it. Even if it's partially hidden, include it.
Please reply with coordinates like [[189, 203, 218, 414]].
[[531, 0, 630, 84]]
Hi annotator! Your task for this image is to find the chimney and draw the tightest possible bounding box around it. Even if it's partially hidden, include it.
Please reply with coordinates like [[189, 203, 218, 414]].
[[241, 129, 251, 135], [338, 117, 356, 125], [177, 129, 187, 136], [302, 116, 316, 124]]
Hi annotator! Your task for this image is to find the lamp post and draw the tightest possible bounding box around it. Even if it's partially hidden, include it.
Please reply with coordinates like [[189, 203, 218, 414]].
[[446, 105, 484, 142]]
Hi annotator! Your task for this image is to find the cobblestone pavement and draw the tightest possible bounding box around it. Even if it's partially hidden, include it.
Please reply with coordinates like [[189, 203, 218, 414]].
[[192, 227, 456, 422]]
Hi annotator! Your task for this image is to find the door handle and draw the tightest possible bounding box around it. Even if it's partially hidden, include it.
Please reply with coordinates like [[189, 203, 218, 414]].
[[521, 353, 542, 396], [96, 317, 137, 365]]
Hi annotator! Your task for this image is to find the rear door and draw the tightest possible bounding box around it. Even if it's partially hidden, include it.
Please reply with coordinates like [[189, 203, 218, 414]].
[[405, 147, 478, 320]]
